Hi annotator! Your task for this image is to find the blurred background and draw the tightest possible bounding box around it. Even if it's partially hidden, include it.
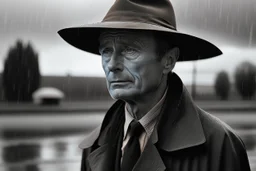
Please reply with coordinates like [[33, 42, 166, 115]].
[[0, 0, 256, 170]]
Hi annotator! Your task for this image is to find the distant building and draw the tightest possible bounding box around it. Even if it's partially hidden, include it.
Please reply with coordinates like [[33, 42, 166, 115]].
[[32, 87, 64, 105]]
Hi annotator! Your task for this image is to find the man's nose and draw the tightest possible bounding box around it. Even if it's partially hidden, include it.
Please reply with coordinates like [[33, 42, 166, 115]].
[[107, 53, 123, 72]]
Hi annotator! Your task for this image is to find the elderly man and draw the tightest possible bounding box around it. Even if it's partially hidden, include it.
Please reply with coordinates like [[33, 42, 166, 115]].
[[58, 0, 251, 171]]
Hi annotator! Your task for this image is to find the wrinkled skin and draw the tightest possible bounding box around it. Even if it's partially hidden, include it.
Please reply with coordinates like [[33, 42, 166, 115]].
[[99, 30, 178, 118]]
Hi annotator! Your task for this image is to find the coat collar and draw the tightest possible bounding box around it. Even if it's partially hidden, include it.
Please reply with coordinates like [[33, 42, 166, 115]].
[[154, 74, 206, 151], [79, 100, 125, 149], [79, 73, 206, 152]]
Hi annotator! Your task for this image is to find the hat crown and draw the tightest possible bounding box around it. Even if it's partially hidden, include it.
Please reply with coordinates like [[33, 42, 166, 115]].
[[103, 0, 177, 30]]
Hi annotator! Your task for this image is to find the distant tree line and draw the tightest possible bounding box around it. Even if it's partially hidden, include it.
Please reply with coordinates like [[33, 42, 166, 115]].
[[214, 71, 230, 100], [2, 40, 256, 102], [0, 39, 111, 102], [214, 61, 256, 100]]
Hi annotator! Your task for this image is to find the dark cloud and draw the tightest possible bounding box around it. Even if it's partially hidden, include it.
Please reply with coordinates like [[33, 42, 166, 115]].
[[172, 0, 256, 47], [0, 0, 255, 48], [0, 0, 112, 34]]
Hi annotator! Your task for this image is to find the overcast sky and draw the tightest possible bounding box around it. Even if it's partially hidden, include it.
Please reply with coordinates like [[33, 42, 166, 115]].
[[0, 0, 255, 85]]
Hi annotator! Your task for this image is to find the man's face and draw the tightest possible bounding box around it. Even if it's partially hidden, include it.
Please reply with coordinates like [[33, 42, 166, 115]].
[[99, 30, 166, 101]]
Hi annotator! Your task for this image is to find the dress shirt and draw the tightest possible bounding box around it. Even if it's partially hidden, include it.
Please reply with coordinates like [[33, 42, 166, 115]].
[[121, 88, 168, 157]]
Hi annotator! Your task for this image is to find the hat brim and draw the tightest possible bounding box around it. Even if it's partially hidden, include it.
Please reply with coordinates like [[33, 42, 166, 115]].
[[58, 21, 222, 61]]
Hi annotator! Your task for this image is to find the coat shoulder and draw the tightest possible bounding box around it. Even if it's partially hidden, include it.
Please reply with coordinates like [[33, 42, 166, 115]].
[[196, 107, 248, 154], [197, 107, 240, 141], [196, 107, 251, 171]]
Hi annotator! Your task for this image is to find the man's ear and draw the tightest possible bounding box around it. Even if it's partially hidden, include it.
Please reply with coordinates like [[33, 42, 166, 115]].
[[162, 47, 179, 74]]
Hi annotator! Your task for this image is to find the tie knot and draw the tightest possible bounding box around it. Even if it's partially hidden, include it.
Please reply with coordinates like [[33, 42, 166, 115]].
[[129, 120, 144, 137]]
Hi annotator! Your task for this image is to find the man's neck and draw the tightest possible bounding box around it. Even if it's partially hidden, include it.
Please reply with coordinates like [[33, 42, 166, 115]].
[[125, 80, 168, 120]]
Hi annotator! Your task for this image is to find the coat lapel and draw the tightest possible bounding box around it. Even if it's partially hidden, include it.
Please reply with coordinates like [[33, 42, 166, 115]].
[[84, 126, 113, 171], [87, 144, 110, 171], [79, 125, 101, 149], [133, 139, 166, 171], [156, 73, 206, 152], [132, 73, 206, 171], [79, 100, 125, 171]]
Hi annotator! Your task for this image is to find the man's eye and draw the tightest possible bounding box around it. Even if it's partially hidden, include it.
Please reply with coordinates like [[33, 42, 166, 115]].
[[101, 48, 113, 57], [123, 47, 137, 54], [122, 47, 140, 59]]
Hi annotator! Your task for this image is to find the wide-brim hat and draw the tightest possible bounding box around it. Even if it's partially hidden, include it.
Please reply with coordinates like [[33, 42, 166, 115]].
[[58, 0, 222, 61]]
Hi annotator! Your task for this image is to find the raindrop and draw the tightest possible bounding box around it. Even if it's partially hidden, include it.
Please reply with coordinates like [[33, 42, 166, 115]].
[[3, 11, 8, 29], [226, 13, 230, 30], [183, 0, 189, 19], [218, 0, 223, 20], [237, 21, 241, 34], [248, 23, 254, 47], [231, 22, 234, 35], [207, 0, 211, 9]]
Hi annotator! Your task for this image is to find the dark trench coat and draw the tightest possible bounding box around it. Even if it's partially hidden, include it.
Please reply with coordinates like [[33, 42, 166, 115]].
[[79, 73, 251, 171]]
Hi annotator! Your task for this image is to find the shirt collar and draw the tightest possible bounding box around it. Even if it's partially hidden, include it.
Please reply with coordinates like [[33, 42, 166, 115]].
[[123, 87, 168, 139]]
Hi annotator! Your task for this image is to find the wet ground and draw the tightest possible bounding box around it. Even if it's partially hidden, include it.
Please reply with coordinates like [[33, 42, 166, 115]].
[[0, 110, 256, 171], [0, 134, 83, 171]]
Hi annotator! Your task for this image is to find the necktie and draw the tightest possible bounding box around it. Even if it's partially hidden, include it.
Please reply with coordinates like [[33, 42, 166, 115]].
[[121, 120, 144, 171]]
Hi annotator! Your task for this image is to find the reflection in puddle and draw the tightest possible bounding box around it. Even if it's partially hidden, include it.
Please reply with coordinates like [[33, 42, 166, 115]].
[[0, 128, 255, 171], [54, 142, 67, 158], [2, 144, 40, 163], [26, 164, 39, 171], [1, 164, 39, 171], [0, 134, 83, 171]]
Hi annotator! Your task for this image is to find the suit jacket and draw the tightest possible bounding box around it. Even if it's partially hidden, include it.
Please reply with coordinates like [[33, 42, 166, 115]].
[[79, 73, 251, 171]]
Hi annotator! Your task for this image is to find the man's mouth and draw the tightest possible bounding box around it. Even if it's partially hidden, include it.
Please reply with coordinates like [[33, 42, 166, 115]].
[[110, 80, 132, 85], [111, 80, 128, 83]]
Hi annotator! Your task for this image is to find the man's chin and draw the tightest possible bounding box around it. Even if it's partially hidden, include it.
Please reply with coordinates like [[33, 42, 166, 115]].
[[109, 90, 137, 101]]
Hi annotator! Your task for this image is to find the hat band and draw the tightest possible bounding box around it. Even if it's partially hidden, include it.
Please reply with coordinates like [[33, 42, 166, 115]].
[[103, 11, 176, 30]]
